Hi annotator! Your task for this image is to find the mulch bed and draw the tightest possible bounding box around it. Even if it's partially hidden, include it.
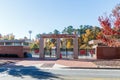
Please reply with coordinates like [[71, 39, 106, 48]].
[[93, 59, 120, 66]]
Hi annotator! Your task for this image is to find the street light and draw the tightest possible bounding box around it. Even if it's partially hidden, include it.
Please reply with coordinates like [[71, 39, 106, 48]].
[[28, 30, 32, 41]]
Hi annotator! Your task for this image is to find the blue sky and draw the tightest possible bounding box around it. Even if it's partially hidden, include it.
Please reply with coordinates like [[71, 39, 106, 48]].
[[0, 0, 119, 39]]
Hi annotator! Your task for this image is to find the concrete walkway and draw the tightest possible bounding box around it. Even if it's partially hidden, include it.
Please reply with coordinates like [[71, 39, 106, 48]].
[[0, 58, 98, 69]]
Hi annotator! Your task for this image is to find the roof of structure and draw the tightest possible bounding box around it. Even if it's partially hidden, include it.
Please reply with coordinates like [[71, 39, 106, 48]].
[[40, 34, 77, 38], [0, 40, 28, 43]]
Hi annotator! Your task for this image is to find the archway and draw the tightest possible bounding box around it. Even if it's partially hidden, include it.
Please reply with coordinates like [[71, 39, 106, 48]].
[[39, 34, 78, 59]]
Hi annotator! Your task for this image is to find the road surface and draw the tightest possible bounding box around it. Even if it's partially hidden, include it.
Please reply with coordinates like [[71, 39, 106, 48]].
[[0, 66, 120, 80]]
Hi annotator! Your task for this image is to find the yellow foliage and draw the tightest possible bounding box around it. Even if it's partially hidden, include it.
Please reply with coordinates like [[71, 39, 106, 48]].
[[80, 44, 86, 49], [91, 35, 94, 39], [66, 41, 71, 49], [50, 43, 55, 48], [82, 34, 85, 38], [9, 35, 15, 40], [35, 39, 40, 45], [82, 29, 95, 44], [86, 29, 91, 35], [78, 38, 82, 43], [83, 38, 88, 43], [84, 34, 89, 37], [86, 29, 90, 32], [65, 38, 73, 49]]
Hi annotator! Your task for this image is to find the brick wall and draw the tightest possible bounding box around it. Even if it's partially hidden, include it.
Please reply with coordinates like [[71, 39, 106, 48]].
[[0, 46, 24, 58], [23, 46, 30, 53], [96, 46, 120, 59]]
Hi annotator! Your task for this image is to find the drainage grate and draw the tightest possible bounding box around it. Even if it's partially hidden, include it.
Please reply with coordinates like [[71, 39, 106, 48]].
[[41, 63, 55, 68]]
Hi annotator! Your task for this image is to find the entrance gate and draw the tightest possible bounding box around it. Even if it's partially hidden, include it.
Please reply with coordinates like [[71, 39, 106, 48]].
[[39, 34, 78, 59]]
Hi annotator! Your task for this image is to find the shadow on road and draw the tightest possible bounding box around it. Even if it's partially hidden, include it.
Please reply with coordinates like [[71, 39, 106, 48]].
[[0, 62, 61, 79]]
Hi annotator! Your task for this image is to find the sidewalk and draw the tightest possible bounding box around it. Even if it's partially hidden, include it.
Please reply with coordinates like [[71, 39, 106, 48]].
[[15, 59, 98, 69], [0, 58, 120, 69]]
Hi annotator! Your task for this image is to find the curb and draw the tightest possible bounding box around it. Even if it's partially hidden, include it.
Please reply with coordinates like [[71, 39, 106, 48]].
[[61, 66, 120, 70]]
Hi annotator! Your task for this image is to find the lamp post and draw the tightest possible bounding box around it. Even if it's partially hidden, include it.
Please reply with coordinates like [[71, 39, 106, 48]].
[[29, 30, 32, 41]]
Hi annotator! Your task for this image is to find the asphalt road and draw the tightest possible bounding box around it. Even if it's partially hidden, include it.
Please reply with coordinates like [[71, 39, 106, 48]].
[[0, 66, 120, 80]]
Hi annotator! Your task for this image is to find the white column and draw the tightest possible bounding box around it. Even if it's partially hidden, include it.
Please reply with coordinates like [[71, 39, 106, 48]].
[[73, 36, 78, 59], [21, 42, 24, 46], [12, 42, 15, 46], [4, 42, 6, 46], [39, 38, 44, 59]]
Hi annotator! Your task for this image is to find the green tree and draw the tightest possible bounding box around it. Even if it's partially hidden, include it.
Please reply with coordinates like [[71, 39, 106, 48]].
[[30, 43, 39, 50], [36, 34, 41, 39], [62, 26, 74, 34], [48, 32, 52, 34], [53, 29, 60, 34], [91, 26, 101, 39]]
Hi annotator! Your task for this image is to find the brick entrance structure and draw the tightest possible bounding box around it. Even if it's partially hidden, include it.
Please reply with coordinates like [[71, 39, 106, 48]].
[[96, 46, 120, 59], [39, 34, 78, 59]]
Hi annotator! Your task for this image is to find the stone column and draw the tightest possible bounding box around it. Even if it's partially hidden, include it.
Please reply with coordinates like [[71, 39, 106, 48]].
[[56, 38, 61, 59], [39, 38, 44, 59], [73, 36, 78, 59]]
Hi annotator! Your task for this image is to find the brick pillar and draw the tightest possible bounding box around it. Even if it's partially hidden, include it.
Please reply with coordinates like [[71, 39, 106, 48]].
[[39, 38, 44, 59], [73, 36, 78, 59], [56, 38, 60, 59]]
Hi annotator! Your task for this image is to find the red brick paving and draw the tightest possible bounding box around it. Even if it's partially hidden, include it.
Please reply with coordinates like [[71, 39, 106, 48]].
[[0, 58, 97, 68], [56, 59, 97, 68]]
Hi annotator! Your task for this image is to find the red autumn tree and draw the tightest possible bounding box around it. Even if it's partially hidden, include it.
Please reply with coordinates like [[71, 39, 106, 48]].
[[97, 4, 120, 47]]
